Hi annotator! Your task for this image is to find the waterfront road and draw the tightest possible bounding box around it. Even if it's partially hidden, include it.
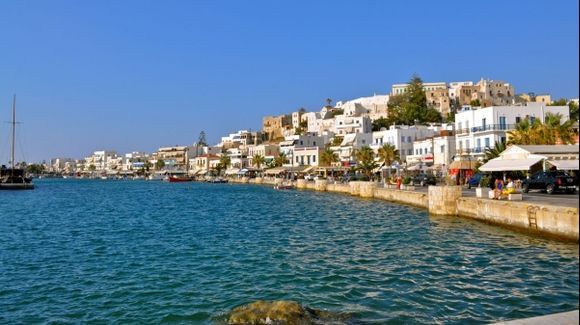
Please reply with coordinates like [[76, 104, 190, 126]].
[[408, 185, 580, 208]]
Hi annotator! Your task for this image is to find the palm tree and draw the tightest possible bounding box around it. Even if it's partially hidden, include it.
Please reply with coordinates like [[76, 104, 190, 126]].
[[320, 149, 339, 167], [377, 144, 400, 181], [483, 141, 506, 163], [218, 155, 231, 176], [273, 152, 287, 167], [252, 154, 265, 169], [355, 146, 378, 180], [544, 113, 575, 144], [507, 118, 541, 145]]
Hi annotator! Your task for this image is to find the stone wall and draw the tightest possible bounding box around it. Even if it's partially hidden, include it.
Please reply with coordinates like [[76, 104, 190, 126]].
[[373, 187, 428, 208], [428, 186, 462, 216], [457, 197, 579, 241], [223, 178, 578, 242]]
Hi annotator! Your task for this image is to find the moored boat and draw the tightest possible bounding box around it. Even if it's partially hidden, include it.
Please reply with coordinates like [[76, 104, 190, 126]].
[[0, 95, 34, 190], [167, 175, 193, 182]]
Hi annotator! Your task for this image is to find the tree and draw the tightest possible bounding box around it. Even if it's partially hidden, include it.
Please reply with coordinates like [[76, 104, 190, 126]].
[[330, 136, 343, 147], [549, 98, 567, 106], [569, 101, 579, 121], [88, 164, 96, 172], [219, 155, 231, 170], [273, 152, 287, 167], [483, 141, 507, 163], [543, 113, 575, 144], [377, 144, 400, 181], [470, 99, 481, 107], [386, 75, 442, 125], [507, 113, 575, 145], [155, 159, 165, 170], [144, 161, 152, 172], [355, 146, 378, 179], [252, 154, 265, 169], [26, 164, 45, 175], [320, 148, 339, 167], [372, 117, 390, 131]]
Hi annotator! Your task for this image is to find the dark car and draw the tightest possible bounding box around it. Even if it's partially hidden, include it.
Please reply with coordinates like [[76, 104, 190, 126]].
[[411, 173, 437, 186], [522, 171, 576, 194]]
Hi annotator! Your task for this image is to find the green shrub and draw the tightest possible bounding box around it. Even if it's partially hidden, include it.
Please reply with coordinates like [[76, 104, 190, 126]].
[[479, 175, 490, 188], [402, 176, 411, 185]]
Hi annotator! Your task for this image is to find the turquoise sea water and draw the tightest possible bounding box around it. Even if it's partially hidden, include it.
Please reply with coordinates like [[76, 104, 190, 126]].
[[0, 179, 578, 324]]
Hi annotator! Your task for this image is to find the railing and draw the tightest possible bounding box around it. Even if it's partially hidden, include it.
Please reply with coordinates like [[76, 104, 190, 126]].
[[456, 124, 515, 135], [456, 147, 485, 154]]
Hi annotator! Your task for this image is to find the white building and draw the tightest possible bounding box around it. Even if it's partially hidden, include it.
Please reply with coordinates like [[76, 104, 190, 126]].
[[122, 152, 150, 171], [335, 94, 390, 120], [391, 82, 447, 95], [279, 134, 326, 166], [333, 115, 372, 135], [370, 125, 439, 162], [332, 133, 372, 165], [454, 103, 570, 160]]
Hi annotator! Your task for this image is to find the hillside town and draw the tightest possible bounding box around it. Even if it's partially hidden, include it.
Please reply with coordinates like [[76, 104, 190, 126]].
[[40, 77, 579, 184]]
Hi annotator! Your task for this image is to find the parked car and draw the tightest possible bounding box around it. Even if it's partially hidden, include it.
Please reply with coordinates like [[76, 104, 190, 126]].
[[411, 173, 437, 186], [522, 171, 576, 194]]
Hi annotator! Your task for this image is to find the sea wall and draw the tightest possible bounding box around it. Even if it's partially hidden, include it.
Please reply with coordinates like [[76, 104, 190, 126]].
[[457, 197, 579, 241], [227, 178, 579, 242]]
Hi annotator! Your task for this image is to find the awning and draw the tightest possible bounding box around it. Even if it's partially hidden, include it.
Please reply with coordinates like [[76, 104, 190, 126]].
[[547, 159, 579, 170], [264, 167, 286, 175], [238, 168, 249, 175], [225, 168, 240, 175], [479, 157, 543, 172], [198, 170, 208, 175], [302, 166, 315, 173], [449, 160, 479, 170]]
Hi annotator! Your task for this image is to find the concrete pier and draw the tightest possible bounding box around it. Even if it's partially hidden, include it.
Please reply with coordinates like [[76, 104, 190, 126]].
[[492, 310, 578, 325]]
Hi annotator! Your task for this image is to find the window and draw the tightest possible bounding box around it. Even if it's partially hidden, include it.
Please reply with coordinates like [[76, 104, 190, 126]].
[[296, 157, 299, 163], [482, 118, 487, 130], [458, 122, 462, 130], [466, 140, 470, 149], [459, 141, 463, 149], [499, 116, 506, 130], [476, 138, 481, 150], [300, 141, 303, 145], [401, 136, 405, 143], [485, 138, 490, 148], [515, 116, 521, 124], [407, 136, 412, 143], [313, 141, 316, 146], [419, 148, 423, 155], [312, 155, 316, 163], [408, 149, 412, 155], [416, 149, 419, 155], [530, 116, 535, 124]]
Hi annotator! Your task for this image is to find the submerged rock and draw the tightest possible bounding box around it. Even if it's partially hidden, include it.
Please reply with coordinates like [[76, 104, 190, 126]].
[[226, 300, 349, 324]]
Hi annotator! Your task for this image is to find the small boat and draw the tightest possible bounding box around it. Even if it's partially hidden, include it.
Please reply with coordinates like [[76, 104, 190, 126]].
[[274, 182, 294, 190], [167, 175, 193, 183], [207, 177, 228, 183]]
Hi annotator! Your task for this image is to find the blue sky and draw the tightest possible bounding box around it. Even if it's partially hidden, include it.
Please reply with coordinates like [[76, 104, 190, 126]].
[[0, 0, 578, 163]]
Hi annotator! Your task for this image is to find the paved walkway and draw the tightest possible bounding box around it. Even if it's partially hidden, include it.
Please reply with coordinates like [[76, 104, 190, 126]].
[[492, 310, 578, 324]]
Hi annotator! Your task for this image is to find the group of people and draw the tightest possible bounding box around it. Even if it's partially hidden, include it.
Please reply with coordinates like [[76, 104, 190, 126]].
[[492, 178, 520, 200]]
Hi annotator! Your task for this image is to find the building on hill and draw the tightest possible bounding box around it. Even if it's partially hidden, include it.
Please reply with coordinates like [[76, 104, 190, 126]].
[[391, 82, 447, 95], [262, 114, 292, 142]]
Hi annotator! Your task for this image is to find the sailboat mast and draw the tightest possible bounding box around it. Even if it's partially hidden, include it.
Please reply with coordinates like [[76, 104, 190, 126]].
[[11, 94, 16, 171]]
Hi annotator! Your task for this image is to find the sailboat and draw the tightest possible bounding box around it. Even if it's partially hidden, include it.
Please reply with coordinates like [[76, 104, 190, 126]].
[[0, 95, 34, 190]]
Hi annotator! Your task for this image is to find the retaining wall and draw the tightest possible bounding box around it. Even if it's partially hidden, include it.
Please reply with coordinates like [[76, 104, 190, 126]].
[[225, 178, 579, 242]]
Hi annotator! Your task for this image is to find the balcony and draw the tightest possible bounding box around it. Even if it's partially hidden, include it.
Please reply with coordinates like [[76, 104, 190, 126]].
[[455, 124, 514, 135], [456, 147, 485, 155]]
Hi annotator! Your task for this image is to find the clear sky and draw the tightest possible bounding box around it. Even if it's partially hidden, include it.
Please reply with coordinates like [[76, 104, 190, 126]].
[[0, 0, 578, 163]]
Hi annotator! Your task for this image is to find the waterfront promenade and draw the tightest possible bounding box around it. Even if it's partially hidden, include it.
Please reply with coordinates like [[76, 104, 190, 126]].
[[229, 177, 580, 242]]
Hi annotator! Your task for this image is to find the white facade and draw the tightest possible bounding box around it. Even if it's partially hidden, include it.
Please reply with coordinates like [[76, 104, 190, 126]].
[[370, 126, 438, 162], [454, 103, 570, 159], [392, 82, 447, 95], [332, 133, 372, 164], [333, 115, 372, 135], [291, 147, 323, 167]]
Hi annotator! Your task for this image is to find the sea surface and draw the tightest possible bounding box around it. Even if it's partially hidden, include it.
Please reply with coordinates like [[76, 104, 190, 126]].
[[0, 179, 578, 324]]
